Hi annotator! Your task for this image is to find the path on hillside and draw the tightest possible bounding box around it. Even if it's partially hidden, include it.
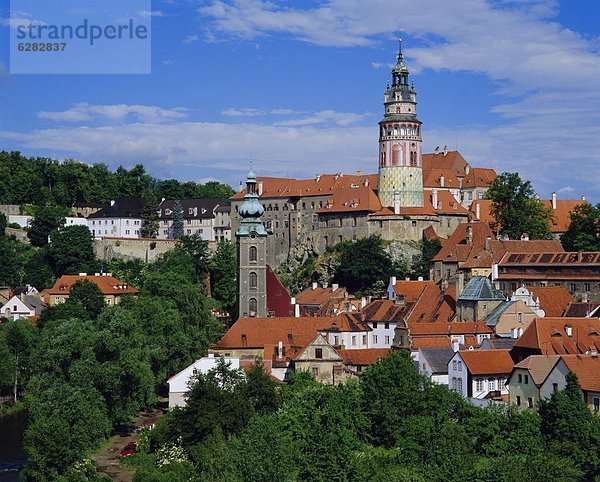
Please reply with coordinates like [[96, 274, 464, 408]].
[[92, 409, 161, 482]]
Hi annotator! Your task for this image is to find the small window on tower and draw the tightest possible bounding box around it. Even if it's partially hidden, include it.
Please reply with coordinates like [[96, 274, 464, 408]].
[[249, 246, 257, 263]]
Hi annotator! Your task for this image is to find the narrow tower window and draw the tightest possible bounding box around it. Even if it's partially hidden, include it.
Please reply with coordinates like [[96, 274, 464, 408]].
[[249, 298, 258, 316], [249, 272, 257, 289], [249, 246, 257, 262]]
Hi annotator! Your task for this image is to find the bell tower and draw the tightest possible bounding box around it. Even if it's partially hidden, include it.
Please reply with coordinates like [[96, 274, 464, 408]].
[[236, 168, 268, 319], [378, 37, 424, 208]]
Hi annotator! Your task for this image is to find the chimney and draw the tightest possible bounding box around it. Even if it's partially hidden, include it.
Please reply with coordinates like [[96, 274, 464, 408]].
[[390, 276, 397, 287], [312, 282, 318, 290], [465, 165, 470, 175], [475, 203, 481, 220], [443, 145, 448, 156], [405, 276, 410, 281], [393, 191, 400, 215], [521, 233, 529, 241], [110, 200, 115, 207], [364, 179, 369, 187], [332, 283, 339, 291], [238, 181, 244, 193], [551, 192, 557, 210], [432, 189, 438, 209], [418, 276, 424, 282], [78, 272, 87, 276], [434, 146, 440, 154], [440, 175, 445, 188], [360, 296, 367, 309], [278, 341, 283, 360], [322, 282, 328, 289], [466, 226, 473, 245], [485, 236, 491, 251], [581, 195, 587, 202], [452, 339, 460, 352], [258, 180, 263, 196], [511, 328, 518, 339], [457, 272, 465, 298], [565, 324, 573, 337]]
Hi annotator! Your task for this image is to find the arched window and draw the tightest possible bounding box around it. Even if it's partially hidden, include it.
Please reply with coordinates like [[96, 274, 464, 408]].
[[249, 298, 257, 316], [392, 144, 402, 165], [249, 246, 257, 263], [249, 272, 257, 289]]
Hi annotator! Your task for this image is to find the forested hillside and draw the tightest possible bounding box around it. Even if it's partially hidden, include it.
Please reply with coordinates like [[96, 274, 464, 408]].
[[0, 151, 234, 206]]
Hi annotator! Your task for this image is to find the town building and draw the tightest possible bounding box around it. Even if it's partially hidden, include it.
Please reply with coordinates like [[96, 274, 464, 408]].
[[561, 355, 600, 412], [456, 276, 506, 322], [87, 198, 144, 239], [42, 273, 138, 306], [507, 355, 567, 409], [0, 294, 45, 321], [156, 198, 230, 241], [448, 349, 513, 401], [413, 347, 454, 385], [494, 251, 600, 302], [294, 283, 348, 316]]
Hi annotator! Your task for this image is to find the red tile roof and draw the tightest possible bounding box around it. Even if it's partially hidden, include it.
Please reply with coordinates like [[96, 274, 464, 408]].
[[561, 355, 600, 392], [462, 168, 497, 189], [459, 349, 514, 375], [392, 280, 433, 302], [266, 265, 293, 317], [411, 336, 453, 349], [409, 321, 493, 336], [529, 286, 573, 317], [422, 151, 468, 176], [295, 285, 346, 307], [432, 222, 494, 263], [423, 169, 461, 189], [316, 185, 382, 214], [338, 348, 391, 366], [514, 317, 600, 356], [43, 275, 138, 296]]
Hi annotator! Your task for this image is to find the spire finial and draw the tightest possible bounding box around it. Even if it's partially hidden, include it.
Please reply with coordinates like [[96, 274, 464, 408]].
[[398, 29, 403, 59]]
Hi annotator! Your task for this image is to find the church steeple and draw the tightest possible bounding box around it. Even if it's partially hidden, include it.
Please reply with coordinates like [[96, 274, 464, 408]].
[[377, 37, 424, 209], [236, 167, 268, 319]]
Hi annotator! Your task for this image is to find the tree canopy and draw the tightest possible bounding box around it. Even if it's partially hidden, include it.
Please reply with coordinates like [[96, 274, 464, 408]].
[[485, 172, 553, 240], [561, 202, 600, 251]]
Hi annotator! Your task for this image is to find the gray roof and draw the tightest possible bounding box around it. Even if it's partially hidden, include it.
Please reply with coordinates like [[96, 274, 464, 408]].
[[420, 348, 454, 374], [479, 338, 518, 350], [88, 198, 144, 219], [158, 198, 228, 220], [458, 276, 506, 302], [485, 300, 514, 327]]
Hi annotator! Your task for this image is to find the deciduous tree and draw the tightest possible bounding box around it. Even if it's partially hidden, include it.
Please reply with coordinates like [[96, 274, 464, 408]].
[[561, 202, 600, 251]]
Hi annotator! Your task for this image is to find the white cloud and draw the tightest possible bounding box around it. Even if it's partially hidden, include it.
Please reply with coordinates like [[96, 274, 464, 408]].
[[182, 34, 199, 44], [221, 107, 265, 117], [37, 103, 190, 123], [275, 110, 370, 127], [138, 10, 165, 18], [371, 62, 383, 69]]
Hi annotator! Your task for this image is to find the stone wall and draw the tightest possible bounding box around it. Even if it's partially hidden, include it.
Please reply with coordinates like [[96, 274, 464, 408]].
[[94, 238, 179, 263]]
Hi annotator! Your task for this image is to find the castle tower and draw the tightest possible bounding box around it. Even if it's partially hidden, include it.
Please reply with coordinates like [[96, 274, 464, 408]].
[[236, 168, 268, 318], [378, 37, 424, 208]]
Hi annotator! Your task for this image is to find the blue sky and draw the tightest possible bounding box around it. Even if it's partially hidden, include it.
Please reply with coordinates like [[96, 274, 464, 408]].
[[1, 0, 599, 202]]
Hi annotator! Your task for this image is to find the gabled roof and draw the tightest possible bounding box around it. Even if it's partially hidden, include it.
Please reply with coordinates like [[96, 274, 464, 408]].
[[422, 150, 468, 177], [406, 284, 456, 324], [266, 265, 293, 317], [458, 276, 505, 301], [561, 355, 600, 392], [295, 285, 346, 307], [563, 302, 600, 318], [513, 355, 562, 386], [485, 300, 515, 327], [432, 222, 493, 263], [392, 280, 433, 302], [338, 348, 391, 366], [43, 275, 139, 296], [408, 321, 493, 336], [480, 338, 518, 350], [361, 299, 411, 326], [459, 349, 514, 375], [87, 198, 144, 219], [530, 286, 573, 317], [513, 317, 600, 355], [462, 168, 497, 189], [420, 348, 455, 374], [423, 169, 461, 189], [316, 185, 382, 214]]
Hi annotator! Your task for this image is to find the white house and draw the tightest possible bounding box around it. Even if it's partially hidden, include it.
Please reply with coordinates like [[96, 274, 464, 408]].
[[448, 349, 513, 400], [413, 348, 454, 385], [9, 214, 88, 229], [87, 198, 145, 239], [167, 355, 240, 408], [0, 294, 45, 321], [156, 198, 230, 242]]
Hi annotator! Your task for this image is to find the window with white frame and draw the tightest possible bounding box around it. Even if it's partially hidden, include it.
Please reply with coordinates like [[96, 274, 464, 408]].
[[452, 360, 457, 371], [457, 361, 462, 372], [476, 379, 484, 391], [457, 378, 463, 391], [488, 378, 496, 391]]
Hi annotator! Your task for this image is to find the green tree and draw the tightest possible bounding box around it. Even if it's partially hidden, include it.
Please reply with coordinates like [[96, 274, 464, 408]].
[[27, 205, 69, 247], [24, 248, 55, 290], [413, 236, 442, 280], [210, 239, 237, 312], [0, 212, 6, 236], [561, 202, 600, 251], [171, 200, 184, 239], [485, 172, 553, 240], [48, 225, 97, 276], [1, 318, 37, 403], [333, 235, 395, 294], [68, 280, 106, 320], [178, 234, 211, 285], [140, 197, 159, 239], [0, 236, 29, 286], [241, 362, 279, 415]]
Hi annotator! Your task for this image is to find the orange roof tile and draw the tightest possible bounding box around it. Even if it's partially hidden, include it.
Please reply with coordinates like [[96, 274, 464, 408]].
[[462, 168, 497, 188], [43, 275, 138, 296], [411, 336, 452, 349], [561, 355, 600, 392], [423, 169, 461, 189], [529, 286, 573, 317], [514, 317, 600, 356], [316, 185, 382, 214], [459, 349, 514, 375], [338, 348, 391, 366], [422, 151, 468, 176], [409, 321, 493, 336], [432, 222, 494, 263], [393, 280, 433, 302], [295, 285, 346, 307]]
